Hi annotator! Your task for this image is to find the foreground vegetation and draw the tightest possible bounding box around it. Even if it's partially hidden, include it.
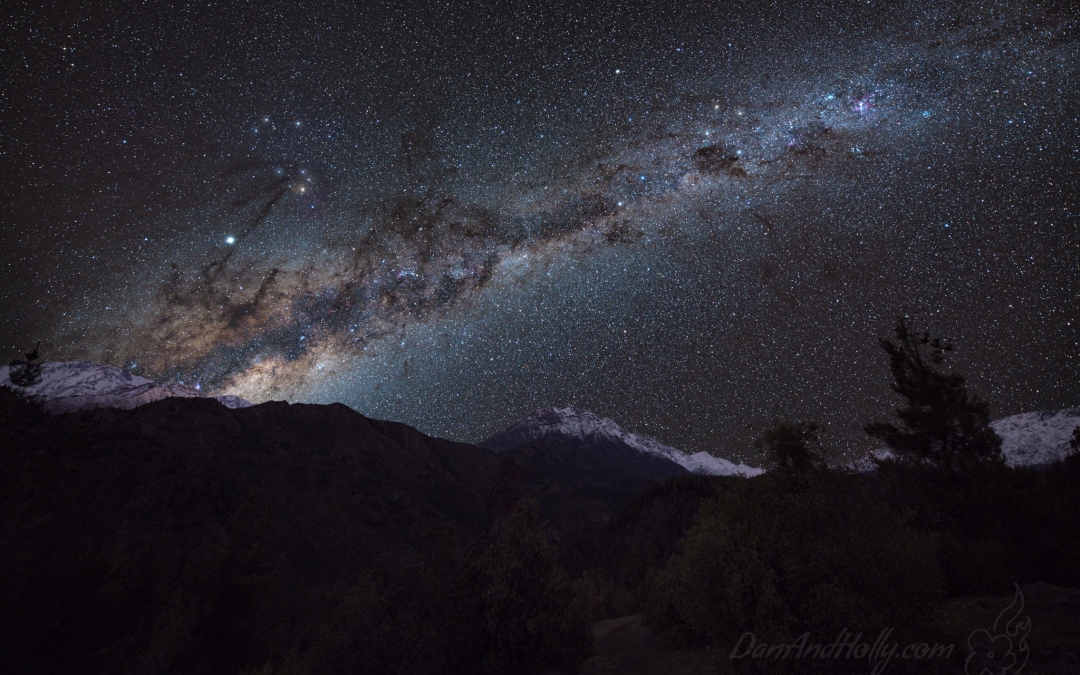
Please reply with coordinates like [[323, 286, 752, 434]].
[[573, 318, 1079, 673], [3, 318, 1077, 674]]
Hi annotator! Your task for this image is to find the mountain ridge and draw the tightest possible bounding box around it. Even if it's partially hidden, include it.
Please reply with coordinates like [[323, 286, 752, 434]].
[[6, 361, 1076, 472], [851, 407, 1079, 471], [483, 406, 764, 478], [0, 360, 252, 413], [991, 407, 1079, 467]]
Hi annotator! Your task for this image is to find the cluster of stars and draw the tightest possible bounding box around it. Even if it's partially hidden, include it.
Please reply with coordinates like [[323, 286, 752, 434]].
[[2, 0, 1077, 463]]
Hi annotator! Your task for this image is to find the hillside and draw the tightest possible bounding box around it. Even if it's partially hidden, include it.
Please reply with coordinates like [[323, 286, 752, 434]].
[[0, 388, 499, 674]]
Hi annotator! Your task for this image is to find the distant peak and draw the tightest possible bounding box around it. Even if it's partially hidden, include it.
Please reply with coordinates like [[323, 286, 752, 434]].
[[484, 406, 763, 477], [514, 406, 606, 424], [850, 407, 1078, 471], [0, 360, 253, 414], [991, 407, 1079, 467]]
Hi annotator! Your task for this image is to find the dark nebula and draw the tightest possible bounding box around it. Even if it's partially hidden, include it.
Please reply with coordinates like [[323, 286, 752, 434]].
[[2, 0, 1077, 462]]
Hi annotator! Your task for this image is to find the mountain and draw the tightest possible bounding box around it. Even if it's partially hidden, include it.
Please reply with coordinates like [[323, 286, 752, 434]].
[[0, 360, 252, 413], [991, 407, 1080, 467], [482, 407, 763, 478], [0, 387, 499, 674], [2, 365, 1074, 673], [478, 407, 761, 543], [851, 407, 1079, 471]]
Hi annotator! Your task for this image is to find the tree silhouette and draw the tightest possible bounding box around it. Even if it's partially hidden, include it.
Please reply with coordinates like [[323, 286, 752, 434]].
[[487, 457, 521, 515], [864, 317, 1002, 467], [756, 419, 826, 473], [455, 499, 590, 675], [8, 343, 42, 387]]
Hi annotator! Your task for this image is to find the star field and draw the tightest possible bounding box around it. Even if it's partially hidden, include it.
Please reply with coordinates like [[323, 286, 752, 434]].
[[2, 0, 1077, 463]]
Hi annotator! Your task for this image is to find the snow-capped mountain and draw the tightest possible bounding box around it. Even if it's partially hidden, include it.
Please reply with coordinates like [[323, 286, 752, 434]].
[[848, 448, 895, 473], [851, 407, 1079, 471], [0, 361, 252, 414], [482, 406, 764, 477], [992, 408, 1079, 467]]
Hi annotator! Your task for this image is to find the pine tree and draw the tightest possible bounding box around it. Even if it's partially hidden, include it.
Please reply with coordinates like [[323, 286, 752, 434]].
[[8, 343, 42, 387], [864, 318, 1002, 467]]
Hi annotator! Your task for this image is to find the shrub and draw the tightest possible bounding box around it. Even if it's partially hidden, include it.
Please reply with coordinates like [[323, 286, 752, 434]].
[[647, 470, 942, 672], [452, 499, 591, 675], [757, 420, 826, 474], [875, 456, 1080, 594]]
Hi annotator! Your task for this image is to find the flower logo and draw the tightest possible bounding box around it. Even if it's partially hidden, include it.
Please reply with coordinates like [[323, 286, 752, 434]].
[[965, 584, 1031, 675]]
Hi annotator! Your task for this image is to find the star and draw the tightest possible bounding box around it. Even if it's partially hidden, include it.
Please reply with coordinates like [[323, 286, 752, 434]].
[[4, 0, 1073, 465]]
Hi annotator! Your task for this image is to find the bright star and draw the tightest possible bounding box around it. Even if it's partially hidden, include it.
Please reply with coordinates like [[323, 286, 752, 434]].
[[225, 236, 236, 245]]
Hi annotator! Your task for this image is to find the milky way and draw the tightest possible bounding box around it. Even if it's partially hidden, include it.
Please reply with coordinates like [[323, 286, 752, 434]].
[[3, 1, 1077, 462]]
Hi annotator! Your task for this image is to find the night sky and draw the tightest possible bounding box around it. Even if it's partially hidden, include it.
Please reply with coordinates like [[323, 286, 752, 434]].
[[3, 0, 1077, 463]]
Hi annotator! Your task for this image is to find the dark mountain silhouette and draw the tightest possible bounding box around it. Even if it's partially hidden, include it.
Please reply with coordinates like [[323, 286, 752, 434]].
[[5, 369, 1076, 674], [483, 407, 762, 476], [0, 389, 718, 673], [481, 407, 763, 543], [0, 388, 500, 673], [487, 432, 693, 544]]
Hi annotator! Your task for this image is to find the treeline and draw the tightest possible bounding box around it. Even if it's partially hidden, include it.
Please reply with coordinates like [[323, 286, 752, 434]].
[[567, 318, 1080, 672], [236, 499, 591, 675], [0, 391, 588, 675], [3, 319, 1076, 675]]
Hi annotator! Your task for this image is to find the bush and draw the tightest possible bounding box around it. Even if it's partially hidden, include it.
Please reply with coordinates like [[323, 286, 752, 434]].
[[565, 474, 730, 618], [298, 547, 459, 675], [452, 499, 591, 675], [874, 455, 1080, 595], [647, 470, 942, 672], [249, 501, 593, 675]]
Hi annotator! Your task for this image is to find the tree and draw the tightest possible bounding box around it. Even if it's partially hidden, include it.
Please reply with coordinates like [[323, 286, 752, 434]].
[[756, 419, 827, 474], [487, 457, 521, 515], [453, 499, 590, 675], [8, 343, 42, 387], [864, 318, 1002, 467], [647, 470, 943, 665]]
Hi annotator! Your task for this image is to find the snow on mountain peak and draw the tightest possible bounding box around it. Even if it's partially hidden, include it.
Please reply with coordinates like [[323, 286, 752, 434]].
[[0, 361, 252, 414], [991, 408, 1079, 467], [849, 407, 1078, 471], [484, 406, 763, 477]]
